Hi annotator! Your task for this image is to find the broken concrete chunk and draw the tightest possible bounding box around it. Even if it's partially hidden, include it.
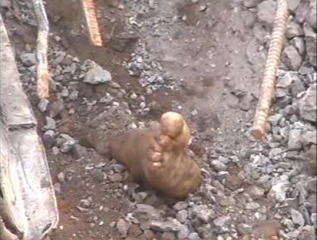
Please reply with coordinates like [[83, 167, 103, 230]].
[[83, 64, 112, 85], [257, 0, 276, 28], [299, 83, 317, 122], [282, 45, 302, 71], [304, 24, 317, 68], [286, 21, 304, 39]]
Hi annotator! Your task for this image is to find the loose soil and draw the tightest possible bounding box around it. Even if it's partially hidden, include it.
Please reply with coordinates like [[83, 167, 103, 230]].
[[2, 0, 275, 239]]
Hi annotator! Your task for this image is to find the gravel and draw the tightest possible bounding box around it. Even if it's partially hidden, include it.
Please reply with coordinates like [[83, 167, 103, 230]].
[[9, 0, 317, 239]]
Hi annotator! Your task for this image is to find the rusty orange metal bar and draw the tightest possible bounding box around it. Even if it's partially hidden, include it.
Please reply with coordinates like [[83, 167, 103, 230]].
[[81, 0, 103, 47]]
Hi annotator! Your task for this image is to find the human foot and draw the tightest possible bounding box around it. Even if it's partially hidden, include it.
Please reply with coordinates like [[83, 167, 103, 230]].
[[108, 112, 202, 199]]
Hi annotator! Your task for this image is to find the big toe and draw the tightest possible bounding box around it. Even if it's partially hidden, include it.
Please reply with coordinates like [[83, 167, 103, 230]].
[[160, 112, 191, 151], [160, 112, 185, 138]]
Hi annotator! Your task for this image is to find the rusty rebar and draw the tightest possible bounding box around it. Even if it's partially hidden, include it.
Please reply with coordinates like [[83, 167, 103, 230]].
[[251, 0, 288, 139], [81, 0, 103, 46], [32, 0, 50, 99]]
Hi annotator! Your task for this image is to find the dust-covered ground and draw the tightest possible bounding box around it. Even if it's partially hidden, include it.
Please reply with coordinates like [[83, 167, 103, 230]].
[[1, 0, 316, 239]]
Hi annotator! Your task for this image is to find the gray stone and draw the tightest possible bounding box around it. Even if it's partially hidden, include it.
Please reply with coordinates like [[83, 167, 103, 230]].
[[132, 192, 147, 203], [44, 116, 56, 130], [299, 66, 315, 75], [295, 0, 311, 23], [176, 210, 188, 223], [245, 202, 260, 210], [256, 175, 272, 191], [0, 0, 11, 8], [133, 204, 161, 222], [177, 225, 190, 239], [275, 87, 289, 98], [306, 177, 317, 192], [42, 130, 56, 148], [83, 64, 112, 85], [116, 219, 130, 236], [51, 51, 66, 67], [246, 38, 266, 69], [286, 21, 304, 39], [108, 173, 123, 182], [301, 130, 317, 146], [57, 172, 65, 183], [49, 99, 65, 118], [218, 156, 230, 164], [150, 219, 180, 232], [268, 175, 290, 202], [173, 202, 188, 211], [290, 77, 305, 97], [290, 37, 305, 56], [211, 160, 227, 172], [299, 83, 317, 122], [253, 24, 269, 45], [291, 209, 305, 227], [60, 139, 76, 153], [282, 218, 295, 229], [286, 230, 301, 239], [197, 224, 213, 239], [213, 216, 231, 228], [108, 33, 139, 52], [20, 52, 36, 67], [192, 205, 216, 222], [52, 146, 60, 155], [277, 96, 293, 108], [269, 147, 283, 159], [277, 72, 294, 88], [112, 164, 126, 173], [219, 196, 236, 206], [304, 24, 317, 67], [257, 0, 277, 28], [245, 185, 265, 200], [297, 225, 316, 240], [61, 88, 69, 98], [239, 93, 254, 111], [79, 198, 92, 208], [288, 129, 302, 150], [37, 98, 49, 112], [289, 114, 299, 123], [60, 133, 75, 141], [94, 173, 108, 187], [288, 0, 301, 12], [72, 144, 88, 159], [282, 45, 302, 70], [188, 232, 201, 240], [236, 223, 253, 236], [69, 90, 79, 101], [306, 0, 316, 30], [268, 114, 283, 126], [243, 0, 261, 8], [311, 213, 316, 228]]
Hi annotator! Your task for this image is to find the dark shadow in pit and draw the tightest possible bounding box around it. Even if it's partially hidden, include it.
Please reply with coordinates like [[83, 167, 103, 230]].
[[45, 0, 185, 122], [45, 0, 138, 90]]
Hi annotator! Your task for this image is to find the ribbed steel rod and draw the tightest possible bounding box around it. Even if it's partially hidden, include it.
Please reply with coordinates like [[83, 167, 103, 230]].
[[251, 0, 288, 139]]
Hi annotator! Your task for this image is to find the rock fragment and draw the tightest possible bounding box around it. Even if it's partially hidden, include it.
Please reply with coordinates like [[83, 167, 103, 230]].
[[84, 64, 112, 85], [299, 83, 316, 122]]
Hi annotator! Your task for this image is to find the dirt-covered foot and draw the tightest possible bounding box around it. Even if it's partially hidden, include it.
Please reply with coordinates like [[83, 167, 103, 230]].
[[143, 112, 202, 199], [108, 112, 202, 199]]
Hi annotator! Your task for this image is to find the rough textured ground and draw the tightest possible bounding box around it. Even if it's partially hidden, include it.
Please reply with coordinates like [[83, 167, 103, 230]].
[[1, 0, 316, 239]]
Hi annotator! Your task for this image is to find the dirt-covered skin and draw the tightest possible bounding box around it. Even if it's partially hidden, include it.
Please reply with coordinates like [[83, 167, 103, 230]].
[[109, 112, 202, 199]]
